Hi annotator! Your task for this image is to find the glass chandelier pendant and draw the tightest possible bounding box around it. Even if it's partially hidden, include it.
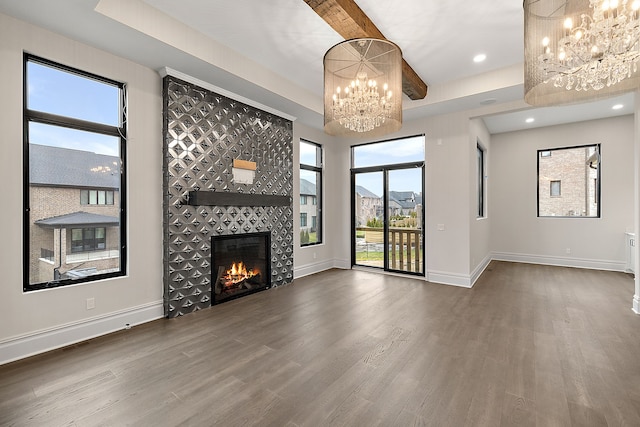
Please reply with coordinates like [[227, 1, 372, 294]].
[[324, 38, 402, 137], [524, 0, 640, 106]]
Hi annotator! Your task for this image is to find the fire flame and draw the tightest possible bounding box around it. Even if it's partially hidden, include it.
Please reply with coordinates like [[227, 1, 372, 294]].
[[224, 262, 258, 286]]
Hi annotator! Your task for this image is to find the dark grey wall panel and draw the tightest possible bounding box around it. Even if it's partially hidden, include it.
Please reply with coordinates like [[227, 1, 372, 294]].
[[162, 76, 294, 317]]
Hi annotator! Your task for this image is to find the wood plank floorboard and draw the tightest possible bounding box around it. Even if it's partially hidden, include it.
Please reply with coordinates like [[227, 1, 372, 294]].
[[1, 261, 639, 426]]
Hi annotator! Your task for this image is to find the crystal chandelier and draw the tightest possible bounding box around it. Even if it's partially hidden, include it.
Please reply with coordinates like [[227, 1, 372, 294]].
[[331, 71, 393, 133], [324, 38, 402, 137], [524, 0, 640, 106]]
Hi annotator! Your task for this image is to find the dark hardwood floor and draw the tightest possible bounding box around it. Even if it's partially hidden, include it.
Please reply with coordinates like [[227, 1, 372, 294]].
[[1, 261, 639, 426]]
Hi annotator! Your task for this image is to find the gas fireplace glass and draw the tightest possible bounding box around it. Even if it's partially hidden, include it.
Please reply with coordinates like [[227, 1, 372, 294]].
[[211, 232, 271, 304]]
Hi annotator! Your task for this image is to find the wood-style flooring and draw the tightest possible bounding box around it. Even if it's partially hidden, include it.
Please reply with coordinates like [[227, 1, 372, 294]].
[[1, 261, 639, 426]]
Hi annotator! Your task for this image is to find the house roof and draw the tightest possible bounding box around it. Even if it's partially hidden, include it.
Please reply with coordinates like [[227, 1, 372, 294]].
[[30, 144, 121, 189], [35, 211, 120, 228], [389, 191, 423, 209], [355, 185, 380, 199], [300, 178, 316, 196]]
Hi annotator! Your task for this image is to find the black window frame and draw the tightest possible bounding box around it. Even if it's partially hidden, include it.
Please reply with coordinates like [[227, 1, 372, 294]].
[[537, 144, 601, 218], [23, 53, 127, 291], [477, 141, 486, 218], [300, 139, 323, 247]]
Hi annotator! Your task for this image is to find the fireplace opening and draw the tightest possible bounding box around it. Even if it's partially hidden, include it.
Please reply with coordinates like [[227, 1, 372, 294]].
[[211, 232, 271, 304]]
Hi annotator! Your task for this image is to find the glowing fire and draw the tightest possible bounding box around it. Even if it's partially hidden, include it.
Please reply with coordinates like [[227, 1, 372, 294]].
[[223, 262, 259, 286]]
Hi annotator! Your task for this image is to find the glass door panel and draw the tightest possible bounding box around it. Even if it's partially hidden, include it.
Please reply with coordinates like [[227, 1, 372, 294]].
[[354, 172, 384, 268], [387, 168, 423, 274]]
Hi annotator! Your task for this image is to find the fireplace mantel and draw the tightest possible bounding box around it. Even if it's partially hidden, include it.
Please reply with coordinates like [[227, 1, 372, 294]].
[[187, 191, 291, 207]]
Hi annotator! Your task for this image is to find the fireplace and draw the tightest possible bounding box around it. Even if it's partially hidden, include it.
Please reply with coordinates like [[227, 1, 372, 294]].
[[211, 232, 271, 304]]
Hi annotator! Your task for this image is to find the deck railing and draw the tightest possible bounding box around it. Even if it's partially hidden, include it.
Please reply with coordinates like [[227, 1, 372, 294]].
[[355, 227, 423, 273]]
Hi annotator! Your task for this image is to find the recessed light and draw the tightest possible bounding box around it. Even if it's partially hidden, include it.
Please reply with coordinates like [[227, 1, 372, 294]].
[[473, 53, 487, 63], [612, 104, 624, 110], [525, 117, 535, 123], [480, 98, 497, 105]]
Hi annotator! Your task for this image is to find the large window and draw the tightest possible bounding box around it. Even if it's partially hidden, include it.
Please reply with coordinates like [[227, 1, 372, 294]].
[[24, 54, 126, 290], [538, 144, 600, 217], [300, 140, 322, 246]]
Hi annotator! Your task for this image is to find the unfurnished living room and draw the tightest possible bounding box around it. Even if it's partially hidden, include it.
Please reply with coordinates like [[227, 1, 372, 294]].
[[1, 0, 640, 426]]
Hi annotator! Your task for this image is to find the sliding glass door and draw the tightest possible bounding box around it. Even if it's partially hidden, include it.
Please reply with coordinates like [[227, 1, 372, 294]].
[[351, 136, 425, 276]]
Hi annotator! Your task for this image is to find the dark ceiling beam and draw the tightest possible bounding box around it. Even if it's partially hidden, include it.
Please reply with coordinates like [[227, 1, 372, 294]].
[[303, 0, 428, 100]]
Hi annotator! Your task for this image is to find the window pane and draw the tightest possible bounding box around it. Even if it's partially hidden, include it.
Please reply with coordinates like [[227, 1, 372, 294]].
[[28, 124, 121, 284], [538, 145, 599, 217], [353, 135, 424, 168], [27, 61, 120, 126], [98, 190, 106, 205], [106, 191, 114, 205], [300, 140, 321, 167], [72, 229, 83, 241]]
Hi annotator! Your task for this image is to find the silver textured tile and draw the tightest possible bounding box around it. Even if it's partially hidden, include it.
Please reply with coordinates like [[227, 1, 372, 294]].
[[163, 76, 293, 317]]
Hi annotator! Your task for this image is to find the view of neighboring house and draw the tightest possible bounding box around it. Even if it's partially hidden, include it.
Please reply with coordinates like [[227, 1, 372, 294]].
[[299, 178, 317, 233], [355, 185, 423, 227], [28, 144, 121, 284], [388, 191, 423, 217], [355, 185, 383, 226], [538, 145, 599, 216]]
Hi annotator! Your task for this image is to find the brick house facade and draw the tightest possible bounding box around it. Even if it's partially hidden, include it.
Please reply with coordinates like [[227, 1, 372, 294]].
[[28, 144, 121, 284]]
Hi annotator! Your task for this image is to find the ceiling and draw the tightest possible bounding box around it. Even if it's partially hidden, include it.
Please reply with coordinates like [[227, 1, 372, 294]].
[[0, 0, 635, 134]]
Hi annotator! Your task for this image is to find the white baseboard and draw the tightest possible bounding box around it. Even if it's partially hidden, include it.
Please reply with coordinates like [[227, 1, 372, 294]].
[[0, 301, 164, 366], [427, 271, 473, 288], [294, 258, 349, 279], [296, 258, 481, 288], [492, 252, 626, 272], [470, 254, 492, 287]]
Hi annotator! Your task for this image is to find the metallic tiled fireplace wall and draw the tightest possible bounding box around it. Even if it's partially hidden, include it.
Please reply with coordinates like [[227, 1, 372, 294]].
[[162, 76, 294, 317]]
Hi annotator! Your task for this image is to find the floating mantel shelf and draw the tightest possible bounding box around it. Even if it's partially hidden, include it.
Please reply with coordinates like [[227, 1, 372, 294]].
[[187, 191, 291, 207]]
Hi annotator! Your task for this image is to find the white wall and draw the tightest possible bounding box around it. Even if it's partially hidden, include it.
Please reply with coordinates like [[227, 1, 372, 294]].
[[490, 115, 635, 270], [292, 122, 350, 277], [0, 14, 164, 364]]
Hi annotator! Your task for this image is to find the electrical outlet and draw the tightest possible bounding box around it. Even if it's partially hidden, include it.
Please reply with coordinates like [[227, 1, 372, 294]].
[[86, 297, 95, 310], [437, 224, 445, 231], [313, 252, 317, 259], [566, 248, 571, 254]]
